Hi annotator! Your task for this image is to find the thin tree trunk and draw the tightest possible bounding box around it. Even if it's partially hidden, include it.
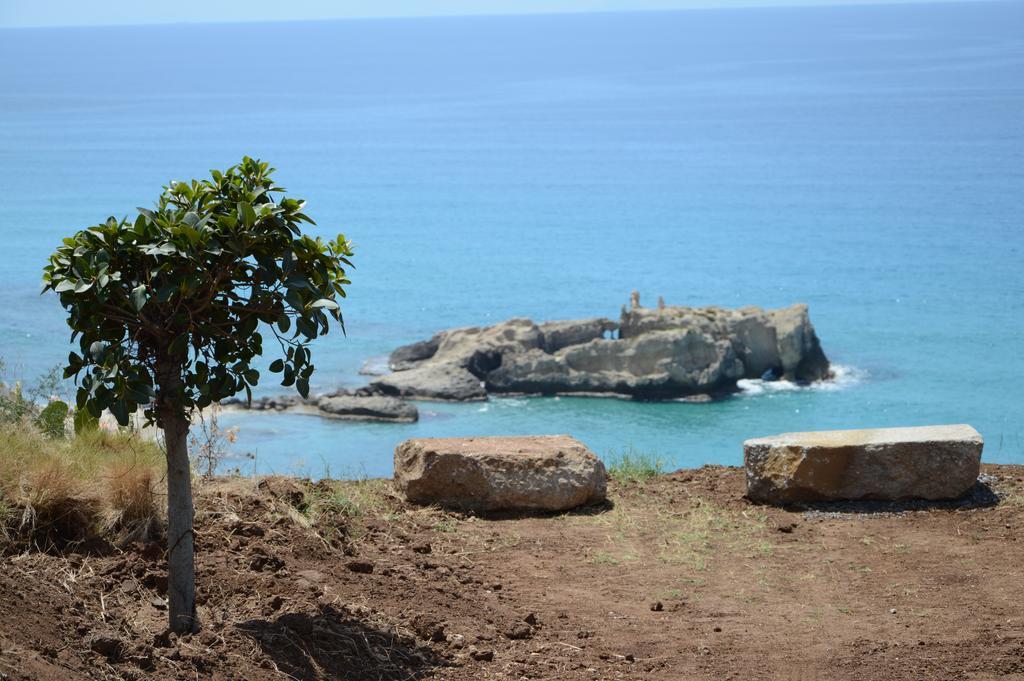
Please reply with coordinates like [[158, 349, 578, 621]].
[[156, 361, 198, 634]]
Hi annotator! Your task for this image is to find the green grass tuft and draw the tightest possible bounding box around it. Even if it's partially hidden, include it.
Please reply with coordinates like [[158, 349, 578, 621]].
[[606, 445, 665, 483]]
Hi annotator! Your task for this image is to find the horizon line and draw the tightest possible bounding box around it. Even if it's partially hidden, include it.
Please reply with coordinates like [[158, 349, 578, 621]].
[[0, 0, 1011, 31]]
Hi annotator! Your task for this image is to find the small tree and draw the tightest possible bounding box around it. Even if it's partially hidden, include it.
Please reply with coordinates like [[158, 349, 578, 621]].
[[43, 158, 353, 633]]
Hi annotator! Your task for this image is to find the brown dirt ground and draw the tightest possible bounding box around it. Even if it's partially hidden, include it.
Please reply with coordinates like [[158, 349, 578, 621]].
[[2, 464, 1023, 681]]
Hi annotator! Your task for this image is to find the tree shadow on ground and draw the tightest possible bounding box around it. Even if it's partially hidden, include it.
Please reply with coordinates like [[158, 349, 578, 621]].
[[786, 479, 1002, 516], [237, 603, 447, 680]]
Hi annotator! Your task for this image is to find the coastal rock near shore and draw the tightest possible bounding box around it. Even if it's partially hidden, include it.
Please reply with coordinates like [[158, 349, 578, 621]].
[[375, 299, 830, 401], [222, 391, 419, 422], [223, 394, 304, 411], [389, 336, 443, 372], [317, 394, 418, 422], [394, 435, 607, 512], [389, 317, 617, 375], [744, 424, 984, 504], [368, 364, 487, 402]]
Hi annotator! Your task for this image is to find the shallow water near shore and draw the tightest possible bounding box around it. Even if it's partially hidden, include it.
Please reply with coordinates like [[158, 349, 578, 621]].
[[2, 2, 1023, 475]]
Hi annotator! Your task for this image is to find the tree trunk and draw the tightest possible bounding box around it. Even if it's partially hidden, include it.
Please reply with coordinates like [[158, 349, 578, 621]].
[[156, 362, 198, 634]]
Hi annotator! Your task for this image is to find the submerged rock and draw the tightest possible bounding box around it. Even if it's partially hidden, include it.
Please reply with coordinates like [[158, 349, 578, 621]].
[[394, 435, 607, 512], [373, 300, 830, 401], [744, 424, 984, 504]]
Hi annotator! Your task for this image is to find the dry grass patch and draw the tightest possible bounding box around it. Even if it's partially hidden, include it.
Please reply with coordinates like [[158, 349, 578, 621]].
[[655, 500, 775, 568], [575, 493, 775, 573], [0, 424, 165, 549], [1001, 487, 1024, 508]]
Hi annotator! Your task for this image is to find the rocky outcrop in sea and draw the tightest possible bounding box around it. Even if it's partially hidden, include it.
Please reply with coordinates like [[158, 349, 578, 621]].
[[370, 298, 831, 402]]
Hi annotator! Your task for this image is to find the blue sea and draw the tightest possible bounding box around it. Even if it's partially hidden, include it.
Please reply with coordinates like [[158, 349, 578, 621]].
[[1, 1, 1022, 477]]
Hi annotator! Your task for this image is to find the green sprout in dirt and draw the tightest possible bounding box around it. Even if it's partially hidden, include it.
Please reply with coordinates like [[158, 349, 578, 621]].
[[281, 478, 394, 546]]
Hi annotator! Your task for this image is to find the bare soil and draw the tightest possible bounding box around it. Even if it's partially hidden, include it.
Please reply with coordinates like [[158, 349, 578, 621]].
[[2, 464, 1024, 680]]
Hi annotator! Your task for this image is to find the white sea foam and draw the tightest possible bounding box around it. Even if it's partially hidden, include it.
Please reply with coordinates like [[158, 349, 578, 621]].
[[737, 364, 863, 397], [491, 398, 529, 409], [358, 355, 390, 376]]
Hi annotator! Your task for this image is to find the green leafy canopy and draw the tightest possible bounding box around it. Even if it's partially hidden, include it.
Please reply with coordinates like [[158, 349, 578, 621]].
[[42, 157, 354, 426]]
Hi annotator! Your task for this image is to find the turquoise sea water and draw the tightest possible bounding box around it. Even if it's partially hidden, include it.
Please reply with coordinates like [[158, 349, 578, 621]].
[[1, 2, 1022, 477]]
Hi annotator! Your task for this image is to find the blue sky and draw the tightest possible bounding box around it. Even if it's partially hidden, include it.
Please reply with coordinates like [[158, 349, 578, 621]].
[[0, 0, 983, 28]]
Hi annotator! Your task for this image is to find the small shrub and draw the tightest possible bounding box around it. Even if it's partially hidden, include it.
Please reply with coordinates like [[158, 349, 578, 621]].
[[0, 363, 71, 432], [606, 446, 665, 483], [35, 400, 69, 438]]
